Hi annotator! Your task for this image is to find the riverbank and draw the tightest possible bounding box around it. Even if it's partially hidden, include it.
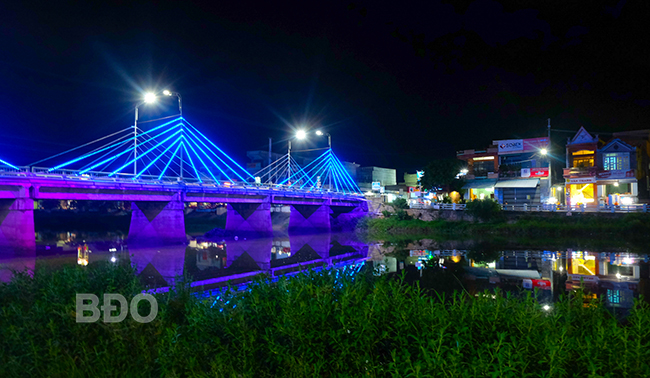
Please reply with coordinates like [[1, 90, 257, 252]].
[[360, 212, 650, 240], [2, 261, 650, 376]]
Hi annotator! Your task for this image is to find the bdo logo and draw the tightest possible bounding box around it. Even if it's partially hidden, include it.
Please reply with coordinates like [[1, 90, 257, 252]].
[[76, 293, 158, 323]]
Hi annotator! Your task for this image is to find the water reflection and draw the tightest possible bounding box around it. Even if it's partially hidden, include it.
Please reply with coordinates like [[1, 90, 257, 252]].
[[0, 232, 370, 290], [372, 246, 650, 311]]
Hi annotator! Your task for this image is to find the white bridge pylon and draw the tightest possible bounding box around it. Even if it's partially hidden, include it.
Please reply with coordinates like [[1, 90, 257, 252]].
[[253, 148, 363, 194]]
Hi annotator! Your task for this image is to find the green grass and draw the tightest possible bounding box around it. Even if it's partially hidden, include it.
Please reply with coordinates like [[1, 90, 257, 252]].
[[2, 261, 650, 377], [361, 213, 650, 241]]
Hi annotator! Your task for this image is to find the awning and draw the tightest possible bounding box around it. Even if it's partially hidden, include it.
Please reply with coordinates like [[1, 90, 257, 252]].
[[462, 179, 497, 190], [494, 178, 540, 188]]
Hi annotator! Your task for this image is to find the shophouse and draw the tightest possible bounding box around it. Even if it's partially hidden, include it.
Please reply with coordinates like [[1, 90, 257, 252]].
[[458, 137, 550, 206], [456, 145, 499, 201], [563, 127, 650, 207]]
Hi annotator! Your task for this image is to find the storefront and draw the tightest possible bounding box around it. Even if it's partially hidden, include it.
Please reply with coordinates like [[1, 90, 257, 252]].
[[494, 178, 540, 205], [462, 179, 497, 201]]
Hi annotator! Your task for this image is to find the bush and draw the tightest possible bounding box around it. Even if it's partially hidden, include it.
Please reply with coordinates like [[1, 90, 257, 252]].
[[391, 197, 409, 209], [394, 209, 412, 221], [465, 198, 502, 222], [381, 210, 392, 218]]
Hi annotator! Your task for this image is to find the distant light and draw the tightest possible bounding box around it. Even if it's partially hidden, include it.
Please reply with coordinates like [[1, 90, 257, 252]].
[[163, 90, 172, 96], [110, 256, 117, 263], [614, 182, 619, 187], [616, 273, 622, 279], [460, 168, 468, 174], [316, 130, 324, 136], [540, 148, 548, 155], [542, 304, 551, 311], [296, 130, 307, 140], [144, 93, 157, 103]]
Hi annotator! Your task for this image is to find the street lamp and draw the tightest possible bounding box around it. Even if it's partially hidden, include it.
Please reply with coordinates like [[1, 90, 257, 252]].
[[134, 90, 182, 177], [288, 130, 308, 184], [315, 130, 332, 190]]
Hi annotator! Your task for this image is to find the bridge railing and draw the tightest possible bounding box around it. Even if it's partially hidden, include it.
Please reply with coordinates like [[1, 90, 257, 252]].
[[0, 167, 366, 198]]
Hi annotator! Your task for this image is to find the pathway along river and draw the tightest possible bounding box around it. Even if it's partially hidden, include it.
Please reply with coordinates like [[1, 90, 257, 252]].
[[1, 210, 649, 310]]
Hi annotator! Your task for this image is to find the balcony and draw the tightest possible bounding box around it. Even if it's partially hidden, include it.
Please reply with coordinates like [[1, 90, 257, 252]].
[[563, 167, 598, 178]]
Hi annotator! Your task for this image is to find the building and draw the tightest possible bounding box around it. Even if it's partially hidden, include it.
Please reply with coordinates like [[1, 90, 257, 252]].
[[357, 166, 397, 191], [458, 137, 551, 205], [563, 127, 650, 207], [342, 161, 360, 182]]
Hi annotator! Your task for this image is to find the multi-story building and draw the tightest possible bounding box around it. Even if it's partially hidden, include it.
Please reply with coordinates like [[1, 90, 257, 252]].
[[563, 127, 650, 207], [458, 137, 550, 205], [357, 166, 397, 190]]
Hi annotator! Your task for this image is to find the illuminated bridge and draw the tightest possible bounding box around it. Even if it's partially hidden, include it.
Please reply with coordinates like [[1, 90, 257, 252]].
[[0, 117, 367, 250]]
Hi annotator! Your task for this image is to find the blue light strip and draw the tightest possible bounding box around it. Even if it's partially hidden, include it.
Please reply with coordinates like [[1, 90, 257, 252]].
[[183, 125, 240, 182], [183, 118, 255, 180], [293, 152, 333, 188], [134, 136, 182, 179], [184, 132, 233, 184], [330, 155, 352, 193], [286, 150, 331, 188], [330, 156, 344, 193], [0, 158, 19, 170], [107, 129, 182, 177], [50, 117, 181, 171], [158, 142, 183, 180], [291, 157, 318, 188], [331, 152, 363, 193], [183, 135, 219, 183], [301, 155, 331, 190], [276, 149, 330, 186], [181, 142, 201, 182]]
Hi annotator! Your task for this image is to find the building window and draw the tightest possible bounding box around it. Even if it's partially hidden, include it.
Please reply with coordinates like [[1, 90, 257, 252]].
[[607, 289, 620, 304], [603, 153, 630, 171], [573, 156, 594, 168]]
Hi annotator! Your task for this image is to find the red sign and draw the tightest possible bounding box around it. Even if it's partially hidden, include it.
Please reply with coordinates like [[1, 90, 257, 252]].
[[596, 170, 635, 179], [530, 168, 549, 177]]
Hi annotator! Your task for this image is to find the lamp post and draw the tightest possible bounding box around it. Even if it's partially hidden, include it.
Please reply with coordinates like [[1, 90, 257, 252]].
[[316, 130, 332, 190], [288, 130, 307, 185], [134, 90, 182, 178]]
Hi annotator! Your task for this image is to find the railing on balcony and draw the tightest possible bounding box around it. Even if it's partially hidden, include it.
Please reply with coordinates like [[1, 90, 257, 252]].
[[563, 166, 599, 177]]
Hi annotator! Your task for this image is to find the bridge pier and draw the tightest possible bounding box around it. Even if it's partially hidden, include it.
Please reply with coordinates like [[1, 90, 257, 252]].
[[226, 238, 272, 270], [288, 204, 331, 234], [225, 202, 273, 238], [128, 195, 186, 244], [0, 198, 35, 251], [330, 204, 368, 232]]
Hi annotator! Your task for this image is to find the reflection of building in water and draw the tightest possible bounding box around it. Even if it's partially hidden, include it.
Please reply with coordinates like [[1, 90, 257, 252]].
[[272, 239, 291, 260], [77, 244, 90, 266], [564, 251, 645, 309]]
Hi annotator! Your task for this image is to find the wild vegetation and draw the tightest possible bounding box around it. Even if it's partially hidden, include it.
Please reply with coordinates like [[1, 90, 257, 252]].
[[2, 261, 650, 377], [362, 212, 650, 240]]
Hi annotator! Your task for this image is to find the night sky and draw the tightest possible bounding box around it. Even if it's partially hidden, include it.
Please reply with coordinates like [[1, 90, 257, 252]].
[[1, 1, 648, 176]]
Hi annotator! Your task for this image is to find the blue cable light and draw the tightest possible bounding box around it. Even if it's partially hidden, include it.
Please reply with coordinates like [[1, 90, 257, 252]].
[[295, 152, 332, 189], [183, 131, 233, 184], [183, 118, 255, 180], [183, 135, 219, 183], [331, 152, 363, 193], [50, 117, 181, 171], [133, 136, 182, 179], [0, 158, 19, 170], [181, 142, 201, 182], [283, 149, 331, 187], [330, 155, 352, 193], [158, 142, 183, 180], [108, 129, 182, 177]]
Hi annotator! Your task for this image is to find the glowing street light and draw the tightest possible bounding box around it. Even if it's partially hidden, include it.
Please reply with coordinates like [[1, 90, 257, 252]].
[[144, 92, 157, 103], [296, 129, 307, 140], [540, 148, 548, 155], [134, 89, 182, 177]]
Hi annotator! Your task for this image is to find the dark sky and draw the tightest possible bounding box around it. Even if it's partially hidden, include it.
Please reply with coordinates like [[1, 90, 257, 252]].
[[1, 0, 648, 175]]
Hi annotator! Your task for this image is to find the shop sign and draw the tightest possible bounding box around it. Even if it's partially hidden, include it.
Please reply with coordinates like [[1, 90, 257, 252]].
[[569, 274, 599, 283], [567, 177, 596, 184], [521, 168, 531, 178], [523, 279, 551, 290], [497, 139, 523, 153], [596, 170, 635, 179], [530, 168, 549, 177], [372, 182, 381, 191]]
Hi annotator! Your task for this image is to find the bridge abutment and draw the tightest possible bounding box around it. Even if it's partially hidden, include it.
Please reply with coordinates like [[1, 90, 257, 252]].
[[225, 202, 273, 238], [129, 195, 186, 244], [288, 204, 331, 234], [0, 197, 35, 250]]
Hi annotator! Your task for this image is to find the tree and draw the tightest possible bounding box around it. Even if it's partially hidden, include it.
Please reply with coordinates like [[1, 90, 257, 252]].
[[420, 159, 465, 193]]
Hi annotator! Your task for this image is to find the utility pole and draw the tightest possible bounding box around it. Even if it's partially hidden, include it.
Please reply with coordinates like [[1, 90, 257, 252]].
[[268, 137, 272, 184], [546, 118, 553, 199], [287, 140, 291, 186]]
